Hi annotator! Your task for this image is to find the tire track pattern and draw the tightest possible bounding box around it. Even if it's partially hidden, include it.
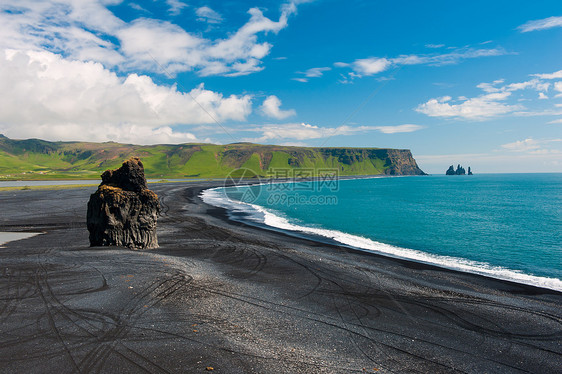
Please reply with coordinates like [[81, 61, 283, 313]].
[[1, 184, 561, 374]]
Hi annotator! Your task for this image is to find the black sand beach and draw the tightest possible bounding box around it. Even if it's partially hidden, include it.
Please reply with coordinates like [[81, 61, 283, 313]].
[[0, 182, 560, 373]]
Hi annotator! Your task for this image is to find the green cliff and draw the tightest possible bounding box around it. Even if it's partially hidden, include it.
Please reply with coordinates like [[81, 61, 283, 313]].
[[0, 135, 425, 180]]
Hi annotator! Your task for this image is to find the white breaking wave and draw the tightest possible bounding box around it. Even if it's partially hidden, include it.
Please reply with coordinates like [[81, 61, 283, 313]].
[[201, 187, 562, 292]]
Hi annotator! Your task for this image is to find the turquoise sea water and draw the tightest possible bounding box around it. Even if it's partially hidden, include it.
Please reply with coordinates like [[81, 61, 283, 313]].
[[202, 174, 562, 290]]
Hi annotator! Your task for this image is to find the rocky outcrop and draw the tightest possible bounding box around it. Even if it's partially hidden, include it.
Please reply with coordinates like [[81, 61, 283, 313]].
[[87, 158, 160, 249], [446, 164, 471, 175], [379, 149, 426, 175], [317, 148, 426, 175]]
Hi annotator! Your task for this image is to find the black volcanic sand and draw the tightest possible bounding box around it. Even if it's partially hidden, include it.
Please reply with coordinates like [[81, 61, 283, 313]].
[[0, 182, 560, 374]]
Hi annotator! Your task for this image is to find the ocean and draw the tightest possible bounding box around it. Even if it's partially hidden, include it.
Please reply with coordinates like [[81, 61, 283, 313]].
[[202, 173, 562, 291]]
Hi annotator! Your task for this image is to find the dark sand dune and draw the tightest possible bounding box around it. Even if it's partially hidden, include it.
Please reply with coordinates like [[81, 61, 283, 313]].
[[0, 182, 560, 373]]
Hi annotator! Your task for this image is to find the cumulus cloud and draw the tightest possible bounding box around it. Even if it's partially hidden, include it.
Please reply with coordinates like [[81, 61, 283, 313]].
[[0, 49, 252, 144], [352, 58, 391, 76], [243, 123, 423, 142], [196, 6, 223, 24], [167, 0, 187, 16], [0, 0, 304, 77], [502, 138, 562, 154], [532, 70, 562, 79], [416, 94, 520, 120], [260, 96, 296, 119], [416, 70, 562, 120], [117, 18, 204, 74], [518, 16, 562, 32], [336, 47, 508, 79]]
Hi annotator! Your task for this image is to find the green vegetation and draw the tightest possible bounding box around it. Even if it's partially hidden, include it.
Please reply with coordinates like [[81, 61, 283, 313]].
[[0, 134, 424, 180]]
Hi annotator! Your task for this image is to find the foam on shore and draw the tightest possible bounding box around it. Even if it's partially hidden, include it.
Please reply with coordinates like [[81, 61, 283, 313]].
[[202, 187, 562, 292]]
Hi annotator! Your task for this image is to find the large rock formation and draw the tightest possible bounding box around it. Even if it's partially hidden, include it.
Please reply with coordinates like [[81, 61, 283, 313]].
[[87, 158, 160, 249], [446, 164, 469, 175]]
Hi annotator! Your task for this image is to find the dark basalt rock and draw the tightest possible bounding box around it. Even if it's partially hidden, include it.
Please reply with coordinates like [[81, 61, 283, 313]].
[[100, 158, 148, 192], [87, 158, 160, 249], [446, 164, 469, 175]]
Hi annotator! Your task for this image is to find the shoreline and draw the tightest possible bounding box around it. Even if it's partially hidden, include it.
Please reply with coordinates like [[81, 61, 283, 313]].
[[201, 181, 562, 294], [0, 182, 560, 373]]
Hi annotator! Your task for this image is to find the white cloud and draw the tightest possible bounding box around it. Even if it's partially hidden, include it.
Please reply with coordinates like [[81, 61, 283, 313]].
[[0, 49, 252, 144], [301, 67, 331, 77], [425, 44, 445, 49], [260, 96, 296, 119], [200, 7, 293, 76], [352, 58, 391, 76], [0, 0, 305, 77], [129, 3, 149, 13], [248, 123, 322, 142], [338, 47, 508, 79], [518, 16, 562, 32], [167, 0, 187, 16], [532, 70, 562, 79], [243, 123, 423, 142], [416, 94, 520, 120], [166, 0, 188, 16], [196, 6, 222, 24], [372, 124, 424, 134], [117, 18, 204, 74], [548, 119, 562, 124], [501, 138, 562, 153], [417, 70, 562, 120], [0, 0, 126, 67], [501, 138, 542, 152], [293, 66, 331, 82]]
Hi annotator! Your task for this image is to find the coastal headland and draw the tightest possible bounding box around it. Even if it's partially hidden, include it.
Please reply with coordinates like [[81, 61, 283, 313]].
[[0, 135, 425, 180], [0, 182, 560, 373]]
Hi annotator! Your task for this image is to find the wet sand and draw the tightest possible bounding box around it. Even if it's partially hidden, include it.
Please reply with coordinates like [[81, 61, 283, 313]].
[[0, 182, 560, 373]]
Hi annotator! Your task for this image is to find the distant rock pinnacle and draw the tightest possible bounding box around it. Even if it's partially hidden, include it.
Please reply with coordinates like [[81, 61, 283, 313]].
[[446, 164, 472, 175]]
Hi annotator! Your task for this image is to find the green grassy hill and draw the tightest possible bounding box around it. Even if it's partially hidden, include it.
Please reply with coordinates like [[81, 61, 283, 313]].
[[0, 135, 425, 180]]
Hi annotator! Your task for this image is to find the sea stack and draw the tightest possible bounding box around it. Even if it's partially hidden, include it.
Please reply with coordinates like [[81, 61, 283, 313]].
[[446, 164, 467, 175], [87, 158, 160, 249]]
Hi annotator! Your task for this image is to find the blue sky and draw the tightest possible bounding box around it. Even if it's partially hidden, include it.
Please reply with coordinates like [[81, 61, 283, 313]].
[[0, 0, 561, 173]]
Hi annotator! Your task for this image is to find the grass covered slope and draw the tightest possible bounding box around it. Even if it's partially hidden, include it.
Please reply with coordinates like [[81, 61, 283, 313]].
[[0, 135, 425, 180]]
